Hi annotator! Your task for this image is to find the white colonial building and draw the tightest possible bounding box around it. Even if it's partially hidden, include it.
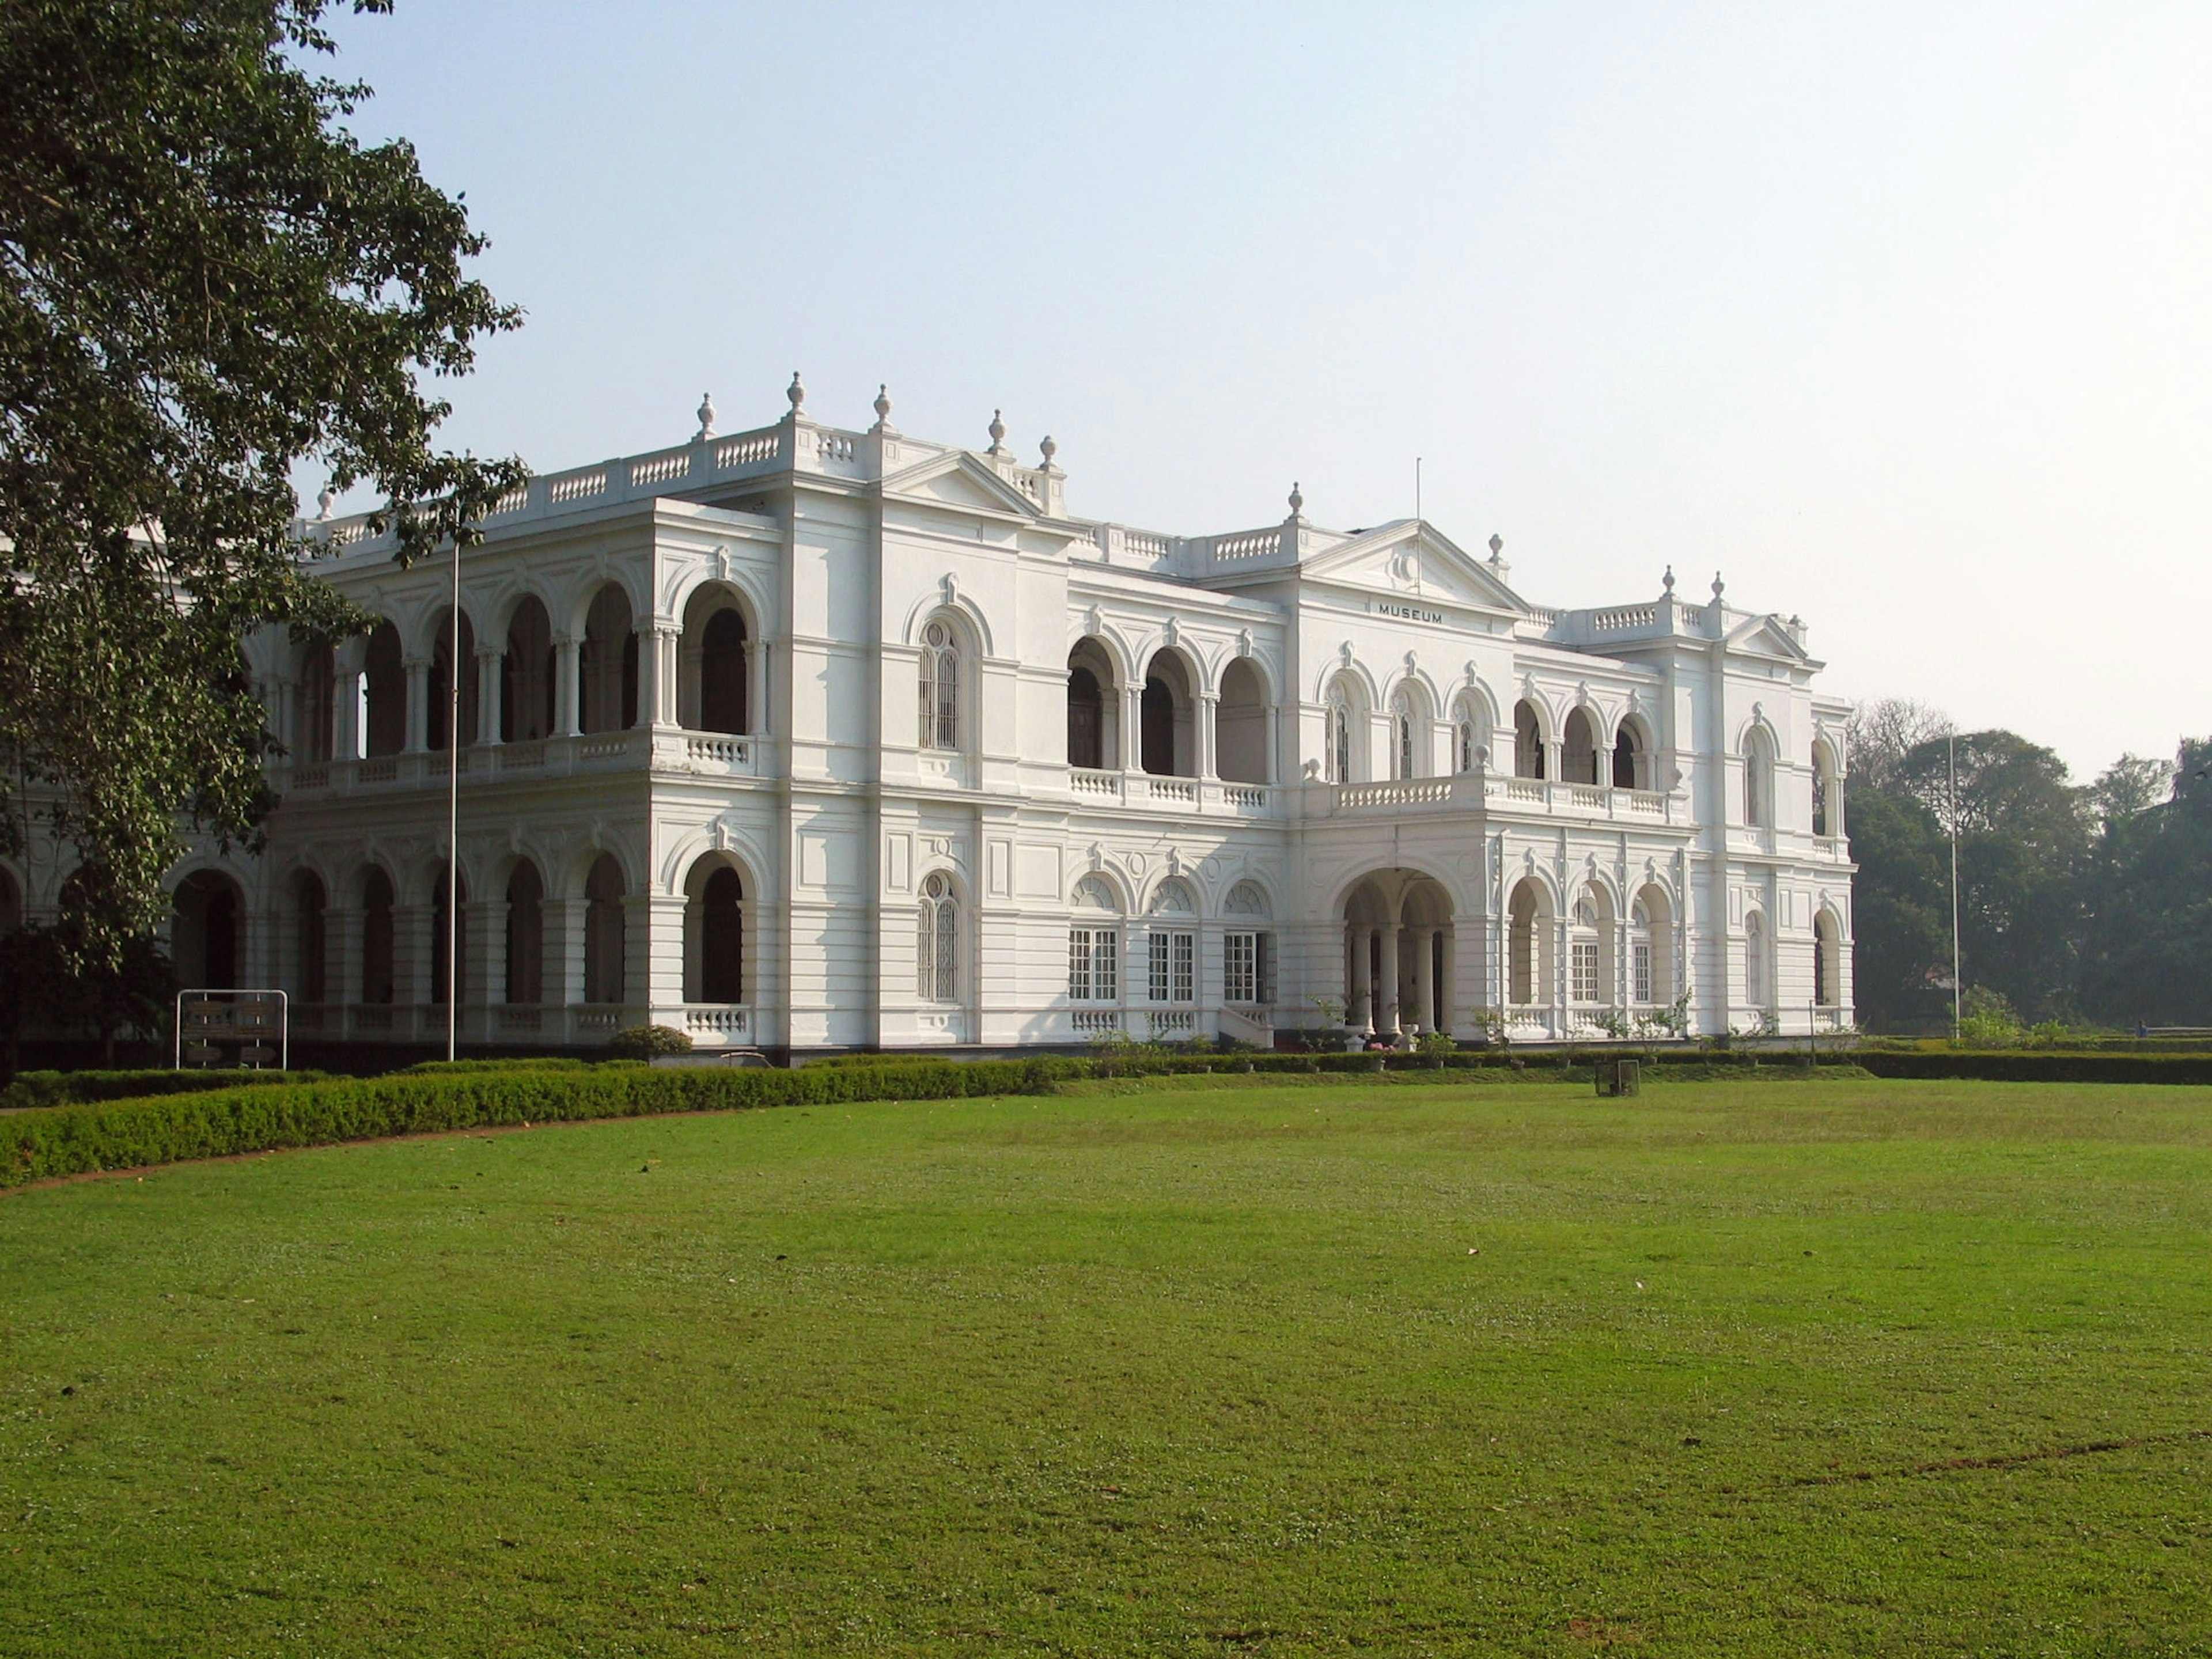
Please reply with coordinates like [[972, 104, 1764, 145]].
[[2, 379, 1856, 1056]]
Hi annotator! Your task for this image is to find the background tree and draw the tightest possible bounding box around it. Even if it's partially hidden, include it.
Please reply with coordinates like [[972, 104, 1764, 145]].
[[2077, 740, 2212, 1027], [0, 0, 524, 968]]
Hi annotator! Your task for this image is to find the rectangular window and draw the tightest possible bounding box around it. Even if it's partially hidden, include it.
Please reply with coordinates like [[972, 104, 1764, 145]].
[[1069, 929, 1118, 1001], [1631, 940, 1653, 1005], [1150, 930, 1195, 1003], [1571, 941, 1600, 1004], [1223, 931, 1275, 1005]]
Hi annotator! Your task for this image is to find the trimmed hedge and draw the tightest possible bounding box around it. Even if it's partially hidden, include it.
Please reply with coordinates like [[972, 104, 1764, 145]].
[[1853, 1050, 2212, 1085], [0, 1067, 330, 1113]]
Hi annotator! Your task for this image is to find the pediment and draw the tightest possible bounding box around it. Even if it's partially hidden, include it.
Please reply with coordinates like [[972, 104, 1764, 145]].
[[1300, 521, 1530, 613], [881, 450, 1040, 518], [1725, 614, 1810, 662]]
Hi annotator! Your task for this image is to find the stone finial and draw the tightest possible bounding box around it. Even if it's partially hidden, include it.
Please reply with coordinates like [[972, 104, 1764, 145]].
[[695, 392, 717, 442], [987, 409, 1007, 455], [786, 372, 806, 414], [1487, 533, 1504, 561], [1662, 564, 1676, 596], [1711, 571, 1725, 602], [315, 484, 335, 521], [873, 384, 893, 427], [1287, 481, 1304, 518], [1039, 434, 1058, 466]]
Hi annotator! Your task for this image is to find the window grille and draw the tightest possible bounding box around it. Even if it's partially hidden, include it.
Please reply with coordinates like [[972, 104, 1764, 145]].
[[1327, 700, 1351, 783], [1456, 720, 1475, 774], [1395, 707, 1414, 779], [918, 873, 957, 1001], [918, 621, 959, 751]]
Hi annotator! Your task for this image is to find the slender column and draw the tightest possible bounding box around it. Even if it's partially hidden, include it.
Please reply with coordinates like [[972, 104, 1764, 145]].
[[1264, 703, 1282, 784], [546, 896, 589, 1007], [465, 897, 504, 1024], [1123, 684, 1144, 772], [403, 657, 431, 752], [1198, 694, 1219, 779], [1349, 925, 1373, 1032], [1377, 922, 1402, 1037], [1404, 926, 1428, 1035], [475, 645, 502, 745], [391, 900, 428, 1014], [1438, 926, 1457, 1035], [554, 635, 582, 737]]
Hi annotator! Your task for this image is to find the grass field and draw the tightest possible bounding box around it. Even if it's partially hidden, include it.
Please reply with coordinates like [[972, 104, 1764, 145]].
[[3, 1074, 2209, 1657]]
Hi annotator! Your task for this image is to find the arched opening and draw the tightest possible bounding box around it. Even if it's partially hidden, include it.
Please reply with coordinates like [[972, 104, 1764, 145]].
[[1744, 909, 1769, 1007], [580, 586, 637, 733], [361, 867, 395, 1005], [1513, 700, 1547, 779], [1217, 657, 1268, 783], [1223, 880, 1275, 1006], [1146, 878, 1198, 1007], [1140, 650, 1195, 777], [1066, 654, 1106, 778], [1452, 695, 1488, 775], [172, 871, 242, 989], [1630, 885, 1673, 1007], [1568, 882, 1616, 1011], [1066, 873, 1122, 1005], [502, 597, 555, 743], [680, 586, 752, 734], [1743, 728, 1776, 828], [294, 641, 335, 764], [918, 618, 961, 751], [584, 854, 627, 1004], [1814, 908, 1841, 1007], [1612, 718, 1650, 790], [293, 871, 327, 1003], [430, 868, 467, 1005], [1323, 674, 1365, 783], [362, 620, 405, 757], [1389, 685, 1430, 781], [1508, 878, 1554, 1006], [684, 859, 747, 1004], [917, 872, 959, 1002], [1562, 708, 1601, 786], [504, 861, 544, 1005], [1342, 870, 1454, 1038], [1812, 739, 1842, 837], [427, 609, 479, 751]]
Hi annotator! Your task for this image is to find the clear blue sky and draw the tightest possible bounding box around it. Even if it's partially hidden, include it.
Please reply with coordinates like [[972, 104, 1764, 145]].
[[316, 1, 2210, 781]]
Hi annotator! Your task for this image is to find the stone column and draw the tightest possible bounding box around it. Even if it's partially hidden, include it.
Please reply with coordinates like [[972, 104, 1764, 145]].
[[1198, 694, 1219, 779], [546, 897, 589, 1010], [1404, 926, 1429, 1036], [1349, 926, 1373, 1033], [1438, 925, 1457, 1036], [1123, 684, 1145, 773], [554, 635, 582, 737], [403, 657, 430, 752], [1264, 703, 1282, 785], [391, 900, 428, 1025], [1377, 922, 1401, 1037], [465, 897, 505, 1033], [645, 893, 688, 1024], [475, 645, 502, 745]]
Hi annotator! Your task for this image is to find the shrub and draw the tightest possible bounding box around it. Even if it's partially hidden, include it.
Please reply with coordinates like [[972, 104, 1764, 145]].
[[605, 1025, 693, 1060], [0, 1067, 329, 1113]]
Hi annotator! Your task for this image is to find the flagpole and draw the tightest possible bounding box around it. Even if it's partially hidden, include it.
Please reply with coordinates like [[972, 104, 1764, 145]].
[[447, 525, 461, 1063], [1948, 732, 1961, 1037]]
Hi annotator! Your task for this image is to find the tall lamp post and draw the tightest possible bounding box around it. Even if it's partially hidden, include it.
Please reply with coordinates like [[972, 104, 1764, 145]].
[[445, 520, 463, 1063]]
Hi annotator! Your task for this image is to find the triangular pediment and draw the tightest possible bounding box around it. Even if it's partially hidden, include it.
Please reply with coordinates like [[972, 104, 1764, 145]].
[[881, 449, 1040, 518], [1299, 520, 1531, 613], [1725, 613, 1810, 662]]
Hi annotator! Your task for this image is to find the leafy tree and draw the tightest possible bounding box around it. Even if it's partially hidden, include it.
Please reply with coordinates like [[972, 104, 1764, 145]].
[[1844, 778, 1954, 1032], [2078, 739, 2212, 1027], [0, 0, 524, 965]]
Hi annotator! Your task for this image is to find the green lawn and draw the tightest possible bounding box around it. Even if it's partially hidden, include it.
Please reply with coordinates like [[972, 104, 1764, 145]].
[[3, 1075, 2209, 1657]]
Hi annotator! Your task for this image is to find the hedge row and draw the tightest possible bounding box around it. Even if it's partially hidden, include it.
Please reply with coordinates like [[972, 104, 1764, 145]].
[[1851, 1050, 2212, 1085], [0, 1067, 332, 1113]]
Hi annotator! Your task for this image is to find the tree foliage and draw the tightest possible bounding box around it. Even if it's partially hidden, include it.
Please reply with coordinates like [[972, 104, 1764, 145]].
[[0, 0, 523, 963]]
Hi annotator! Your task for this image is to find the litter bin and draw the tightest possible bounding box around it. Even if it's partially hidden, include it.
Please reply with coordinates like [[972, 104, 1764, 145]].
[[1596, 1058, 1641, 1097]]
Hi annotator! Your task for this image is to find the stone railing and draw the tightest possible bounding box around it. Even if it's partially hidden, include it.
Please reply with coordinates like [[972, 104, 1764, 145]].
[[275, 728, 770, 798], [665, 1003, 752, 1046], [1062, 770, 1279, 816], [1317, 774, 1678, 824]]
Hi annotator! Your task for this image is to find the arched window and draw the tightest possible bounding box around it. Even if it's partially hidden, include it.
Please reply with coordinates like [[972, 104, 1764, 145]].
[[1630, 887, 1673, 1007], [1613, 721, 1648, 791], [502, 597, 555, 743], [1812, 740, 1842, 838], [584, 855, 626, 1003], [917, 873, 958, 1001], [1067, 874, 1120, 1002], [430, 868, 467, 1005], [1324, 675, 1361, 783], [1140, 650, 1195, 777], [1508, 880, 1547, 1005], [700, 608, 749, 735], [1146, 880, 1196, 1004], [294, 872, 327, 1003], [1814, 908, 1840, 1007], [918, 621, 959, 751], [362, 621, 404, 757], [1569, 884, 1613, 1007], [427, 609, 478, 751], [580, 586, 637, 734], [1514, 700, 1546, 779], [1067, 665, 1104, 770], [1744, 909, 1768, 1006], [1562, 708, 1600, 786], [1327, 695, 1351, 783], [1743, 729, 1776, 828], [295, 643, 335, 764], [1392, 695, 1417, 781], [361, 867, 395, 1005], [698, 866, 745, 1003], [505, 861, 544, 1005], [1217, 657, 1268, 784]]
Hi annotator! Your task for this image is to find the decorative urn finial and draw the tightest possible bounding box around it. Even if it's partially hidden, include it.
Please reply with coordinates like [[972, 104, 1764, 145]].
[[1487, 533, 1504, 560], [1711, 571, 1726, 602], [786, 372, 806, 414], [987, 409, 1007, 454], [1287, 481, 1304, 517], [1039, 434, 1057, 465], [695, 392, 717, 441], [872, 384, 892, 427], [1662, 564, 1675, 596], [315, 484, 335, 521]]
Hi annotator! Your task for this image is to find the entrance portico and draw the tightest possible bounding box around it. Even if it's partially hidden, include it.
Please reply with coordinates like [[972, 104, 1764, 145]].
[[1341, 869, 1456, 1041]]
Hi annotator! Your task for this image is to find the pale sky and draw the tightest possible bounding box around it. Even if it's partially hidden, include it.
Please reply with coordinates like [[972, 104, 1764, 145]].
[[316, 1, 2211, 782]]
